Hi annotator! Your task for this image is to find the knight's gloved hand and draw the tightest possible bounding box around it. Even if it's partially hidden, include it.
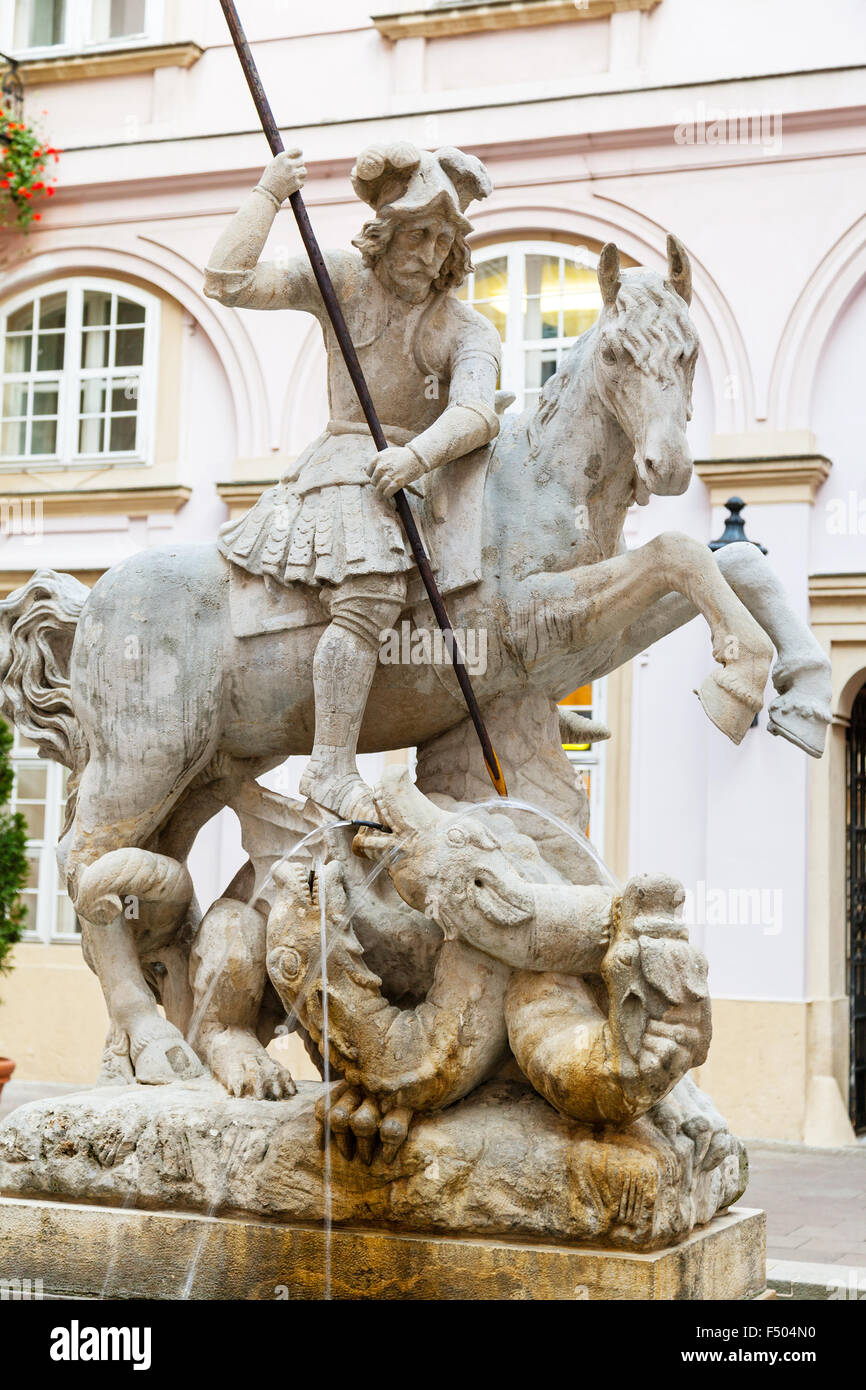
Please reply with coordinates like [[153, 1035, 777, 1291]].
[[367, 445, 426, 499], [257, 148, 307, 204]]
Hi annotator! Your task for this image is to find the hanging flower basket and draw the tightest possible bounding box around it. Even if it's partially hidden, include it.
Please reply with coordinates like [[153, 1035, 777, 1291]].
[[0, 107, 60, 230]]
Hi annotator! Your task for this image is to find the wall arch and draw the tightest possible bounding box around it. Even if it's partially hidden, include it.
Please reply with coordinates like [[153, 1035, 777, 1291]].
[[768, 211, 866, 433]]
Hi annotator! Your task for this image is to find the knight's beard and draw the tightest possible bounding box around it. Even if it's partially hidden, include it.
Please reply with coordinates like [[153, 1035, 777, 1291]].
[[379, 263, 436, 303]]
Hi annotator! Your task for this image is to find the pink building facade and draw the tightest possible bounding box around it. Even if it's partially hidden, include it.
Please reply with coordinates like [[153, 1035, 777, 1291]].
[[0, 0, 865, 1142]]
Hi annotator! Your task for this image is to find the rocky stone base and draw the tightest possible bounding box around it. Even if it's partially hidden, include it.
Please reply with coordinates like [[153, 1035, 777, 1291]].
[[0, 1078, 746, 1251], [0, 1196, 766, 1300]]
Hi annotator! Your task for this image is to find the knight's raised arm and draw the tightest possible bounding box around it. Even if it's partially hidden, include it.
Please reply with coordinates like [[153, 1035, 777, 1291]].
[[204, 150, 320, 311]]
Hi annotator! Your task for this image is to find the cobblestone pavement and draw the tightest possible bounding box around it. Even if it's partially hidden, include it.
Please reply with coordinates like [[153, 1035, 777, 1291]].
[[745, 1140, 866, 1268]]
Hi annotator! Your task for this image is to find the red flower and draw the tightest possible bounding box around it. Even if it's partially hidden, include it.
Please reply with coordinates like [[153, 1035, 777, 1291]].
[[33, 182, 44, 190], [33, 213, 41, 221], [46, 186, 55, 197]]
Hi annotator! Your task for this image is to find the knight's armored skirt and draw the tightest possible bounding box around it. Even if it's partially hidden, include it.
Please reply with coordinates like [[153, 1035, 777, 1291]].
[[217, 426, 426, 587]]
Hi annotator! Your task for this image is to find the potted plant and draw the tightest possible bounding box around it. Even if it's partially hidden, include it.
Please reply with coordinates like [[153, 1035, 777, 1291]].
[[0, 718, 30, 1100]]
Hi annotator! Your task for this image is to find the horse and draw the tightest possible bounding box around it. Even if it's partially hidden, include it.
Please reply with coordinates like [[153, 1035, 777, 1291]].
[[0, 236, 831, 1089]]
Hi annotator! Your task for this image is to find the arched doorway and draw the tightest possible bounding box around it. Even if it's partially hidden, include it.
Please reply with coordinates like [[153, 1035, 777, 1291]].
[[848, 684, 866, 1131]]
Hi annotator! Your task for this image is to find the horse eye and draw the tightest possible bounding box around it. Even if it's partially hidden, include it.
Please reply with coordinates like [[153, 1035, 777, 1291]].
[[602, 345, 616, 365]]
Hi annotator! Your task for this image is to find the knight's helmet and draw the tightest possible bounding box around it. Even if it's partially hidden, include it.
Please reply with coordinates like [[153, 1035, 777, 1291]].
[[350, 143, 493, 231]]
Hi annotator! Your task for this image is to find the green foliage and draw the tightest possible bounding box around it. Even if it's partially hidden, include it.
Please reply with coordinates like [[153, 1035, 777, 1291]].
[[0, 108, 60, 229], [0, 720, 30, 978]]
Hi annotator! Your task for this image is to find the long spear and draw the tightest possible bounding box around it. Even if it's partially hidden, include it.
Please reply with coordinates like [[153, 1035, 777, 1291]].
[[219, 0, 507, 799]]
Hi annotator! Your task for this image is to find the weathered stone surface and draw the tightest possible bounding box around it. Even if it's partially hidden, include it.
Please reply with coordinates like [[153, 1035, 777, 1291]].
[[0, 1195, 765, 1301], [0, 1079, 745, 1251]]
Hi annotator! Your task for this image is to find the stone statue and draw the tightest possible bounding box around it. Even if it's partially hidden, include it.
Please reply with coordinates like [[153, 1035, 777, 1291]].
[[0, 142, 833, 1265], [205, 143, 502, 825]]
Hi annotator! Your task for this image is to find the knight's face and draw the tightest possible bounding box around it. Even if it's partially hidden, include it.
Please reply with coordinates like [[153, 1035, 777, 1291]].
[[381, 214, 456, 303]]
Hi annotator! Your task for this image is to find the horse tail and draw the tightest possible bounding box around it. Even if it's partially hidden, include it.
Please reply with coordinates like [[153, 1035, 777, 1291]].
[[0, 569, 89, 834]]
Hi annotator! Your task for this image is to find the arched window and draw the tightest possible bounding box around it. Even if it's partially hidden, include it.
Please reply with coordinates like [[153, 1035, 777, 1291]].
[[0, 278, 159, 467], [460, 239, 610, 846], [458, 240, 604, 412]]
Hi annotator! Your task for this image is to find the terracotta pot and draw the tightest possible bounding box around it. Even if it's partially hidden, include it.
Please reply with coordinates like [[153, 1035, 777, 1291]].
[[0, 1056, 15, 1100]]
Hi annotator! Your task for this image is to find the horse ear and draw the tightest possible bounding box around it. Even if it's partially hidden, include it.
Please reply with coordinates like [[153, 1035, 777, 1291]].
[[666, 233, 692, 305], [598, 242, 621, 306], [373, 767, 445, 837]]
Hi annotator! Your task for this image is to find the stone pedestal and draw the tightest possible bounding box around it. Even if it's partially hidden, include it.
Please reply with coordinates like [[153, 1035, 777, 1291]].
[[0, 1197, 765, 1300], [0, 1079, 762, 1297]]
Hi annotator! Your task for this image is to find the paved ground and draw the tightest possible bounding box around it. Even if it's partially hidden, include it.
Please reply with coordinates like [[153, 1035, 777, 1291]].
[[745, 1140, 866, 1269], [2, 1082, 865, 1275]]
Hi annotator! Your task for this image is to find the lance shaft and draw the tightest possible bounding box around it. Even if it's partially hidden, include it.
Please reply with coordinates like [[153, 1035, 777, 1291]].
[[219, 0, 507, 798]]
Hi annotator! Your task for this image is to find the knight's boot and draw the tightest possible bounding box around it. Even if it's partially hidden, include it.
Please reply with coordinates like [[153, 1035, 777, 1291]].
[[299, 623, 388, 824]]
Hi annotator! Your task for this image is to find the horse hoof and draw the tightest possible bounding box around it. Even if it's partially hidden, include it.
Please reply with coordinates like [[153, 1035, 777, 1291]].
[[767, 703, 828, 758], [695, 674, 757, 745]]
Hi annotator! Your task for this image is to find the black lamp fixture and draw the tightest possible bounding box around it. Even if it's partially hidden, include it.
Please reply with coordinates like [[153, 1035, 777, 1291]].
[[709, 496, 767, 555], [709, 496, 766, 729]]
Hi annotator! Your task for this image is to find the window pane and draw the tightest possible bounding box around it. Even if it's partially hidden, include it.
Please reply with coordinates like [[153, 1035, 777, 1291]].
[[38, 293, 67, 331], [117, 298, 146, 325], [32, 384, 59, 417], [2, 382, 28, 418], [7, 303, 34, 334], [115, 327, 145, 367], [19, 892, 38, 933], [1, 421, 27, 455], [91, 0, 146, 41], [4, 335, 32, 373], [562, 265, 602, 338], [474, 302, 507, 337], [81, 329, 109, 369], [78, 415, 105, 453], [15, 0, 66, 47], [109, 414, 137, 452], [16, 764, 47, 799], [112, 379, 139, 411], [30, 418, 58, 454], [55, 892, 81, 936], [473, 257, 508, 301], [19, 802, 45, 838], [36, 332, 65, 371], [80, 379, 107, 414], [25, 857, 40, 891], [83, 291, 113, 327]]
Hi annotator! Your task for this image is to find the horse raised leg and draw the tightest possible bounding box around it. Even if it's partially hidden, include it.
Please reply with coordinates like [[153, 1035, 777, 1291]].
[[523, 530, 775, 741], [591, 542, 832, 756]]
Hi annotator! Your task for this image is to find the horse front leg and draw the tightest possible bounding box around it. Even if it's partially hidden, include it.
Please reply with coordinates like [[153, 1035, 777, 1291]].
[[530, 530, 774, 744], [715, 543, 832, 756], [588, 544, 832, 758]]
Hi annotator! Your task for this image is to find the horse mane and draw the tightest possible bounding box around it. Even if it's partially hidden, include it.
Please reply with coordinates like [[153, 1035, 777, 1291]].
[[527, 270, 697, 459]]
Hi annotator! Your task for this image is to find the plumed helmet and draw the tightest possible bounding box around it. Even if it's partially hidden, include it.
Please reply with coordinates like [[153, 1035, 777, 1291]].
[[350, 143, 493, 232]]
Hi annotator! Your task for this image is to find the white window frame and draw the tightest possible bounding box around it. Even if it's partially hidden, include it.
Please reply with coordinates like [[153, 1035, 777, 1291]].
[[10, 732, 78, 943], [4, 0, 163, 59], [459, 239, 603, 413], [0, 276, 160, 472]]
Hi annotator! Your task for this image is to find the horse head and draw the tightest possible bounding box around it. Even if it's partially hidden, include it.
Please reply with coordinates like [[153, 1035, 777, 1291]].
[[593, 234, 698, 505]]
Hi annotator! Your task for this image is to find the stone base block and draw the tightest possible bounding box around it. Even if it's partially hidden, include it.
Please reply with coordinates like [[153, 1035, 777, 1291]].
[[0, 1197, 765, 1300], [0, 1079, 746, 1251]]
